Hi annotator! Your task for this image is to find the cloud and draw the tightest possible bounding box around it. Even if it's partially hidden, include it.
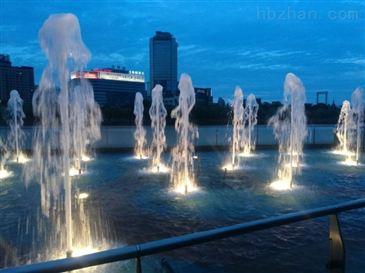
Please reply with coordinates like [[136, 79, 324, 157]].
[[91, 51, 147, 68], [180, 46, 310, 67], [253, 50, 309, 58], [1, 1, 364, 103], [340, 70, 365, 80], [0, 25, 17, 32], [183, 53, 299, 72], [0, 44, 44, 65], [325, 57, 365, 65], [92, 53, 127, 64], [179, 44, 209, 56]]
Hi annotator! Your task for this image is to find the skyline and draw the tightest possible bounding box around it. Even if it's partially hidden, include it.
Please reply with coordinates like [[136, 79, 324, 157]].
[[1, 1, 365, 103]]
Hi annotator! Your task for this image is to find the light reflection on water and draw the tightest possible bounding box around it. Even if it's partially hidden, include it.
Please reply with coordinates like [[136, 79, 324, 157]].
[[0, 149, 365, 272]]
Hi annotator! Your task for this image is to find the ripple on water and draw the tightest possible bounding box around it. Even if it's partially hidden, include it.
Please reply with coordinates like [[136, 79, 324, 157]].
[[1, 149, 365, 272]]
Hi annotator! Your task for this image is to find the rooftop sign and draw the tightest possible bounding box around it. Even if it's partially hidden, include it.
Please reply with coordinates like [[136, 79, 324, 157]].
[[71, 70, 145, 83]]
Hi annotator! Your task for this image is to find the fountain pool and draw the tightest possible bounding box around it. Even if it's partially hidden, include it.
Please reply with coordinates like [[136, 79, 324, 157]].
[[1, 149, 365, 272]]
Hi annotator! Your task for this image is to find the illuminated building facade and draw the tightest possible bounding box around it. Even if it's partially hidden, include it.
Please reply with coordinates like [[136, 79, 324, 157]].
[[71, 67, 145, 107]]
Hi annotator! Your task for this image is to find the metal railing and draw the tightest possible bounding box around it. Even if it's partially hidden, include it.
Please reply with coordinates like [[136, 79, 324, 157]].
[[2, 198, 365, 273]]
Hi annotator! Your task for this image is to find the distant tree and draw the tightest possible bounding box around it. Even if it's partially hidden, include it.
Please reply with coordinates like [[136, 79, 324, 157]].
[[0, 99, 341, 126]]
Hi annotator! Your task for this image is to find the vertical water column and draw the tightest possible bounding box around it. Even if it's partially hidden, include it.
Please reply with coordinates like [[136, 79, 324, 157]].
[[7, 90, 26, 163], [242, 93, 259, 156], [171, 74, 198, 194], [335, 100, 353, 155], [134, 92, 147, 159], [351, 88, 364, 164], [231, 87, 244, 167], [149, 85, 168, 172], [269, 73, 307, 190], [28, 13, 102, 257]]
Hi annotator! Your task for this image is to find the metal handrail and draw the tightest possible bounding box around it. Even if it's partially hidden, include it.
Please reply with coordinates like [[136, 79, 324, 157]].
[[2, 198, 365, 273]]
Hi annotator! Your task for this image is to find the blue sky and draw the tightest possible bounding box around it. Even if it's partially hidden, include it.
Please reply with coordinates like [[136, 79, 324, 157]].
[[1, 0, 364, 103]]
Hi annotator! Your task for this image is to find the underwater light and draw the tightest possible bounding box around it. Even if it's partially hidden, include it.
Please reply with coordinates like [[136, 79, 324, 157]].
[[77, 193, 89, 200], [269, 179, 292, 191]]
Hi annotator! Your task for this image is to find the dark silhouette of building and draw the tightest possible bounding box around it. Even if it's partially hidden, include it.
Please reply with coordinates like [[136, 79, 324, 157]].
[[217, 97, 226, 107], [71, 67, 145, 107], [149, 31, 178, 97], [0, 54, 34, 104], [316, 90, 329, 104], [194, 87, 213, 106]]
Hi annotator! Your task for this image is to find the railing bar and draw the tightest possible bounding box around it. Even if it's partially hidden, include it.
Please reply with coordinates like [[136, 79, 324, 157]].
[[139, 198, 365, 255], [2, 198, 365, 273]]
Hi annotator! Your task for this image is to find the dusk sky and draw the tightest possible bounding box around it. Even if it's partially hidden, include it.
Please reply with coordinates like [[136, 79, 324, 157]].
[[1, 1, 364, 103]]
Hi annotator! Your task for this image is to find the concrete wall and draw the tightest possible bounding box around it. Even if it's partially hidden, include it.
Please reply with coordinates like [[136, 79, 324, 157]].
[[96, 125, 336, 149], [0, 125, 336, 150]]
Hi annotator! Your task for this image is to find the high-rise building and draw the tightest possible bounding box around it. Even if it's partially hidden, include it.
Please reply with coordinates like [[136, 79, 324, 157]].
[[71, 67, 145, 107], [149, 31, 178, 96], [0, 54, 35, 104]]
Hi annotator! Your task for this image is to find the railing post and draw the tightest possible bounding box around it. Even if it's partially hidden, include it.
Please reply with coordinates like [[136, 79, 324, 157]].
[[327, 214, 345, 273], [136, 245, 142, 273], [136, 257, 142, 273]]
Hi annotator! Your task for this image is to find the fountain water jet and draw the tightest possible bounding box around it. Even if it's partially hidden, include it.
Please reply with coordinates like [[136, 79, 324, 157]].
[[351, 88, 364, 165], [269, 73, 307, 190], [134, 92, 147, 159], [149, 85, 168, 173], [69, 79, 102, 174], [222, 87, 244, 172], [26, 13, 104, 259], [7, 90, 28, 163], [334, 88, 364, 166], [241, 93, 259, 157], [171, 74, 198, 194], [0, 139, 12, 179], [334, 100, 355, 158]]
